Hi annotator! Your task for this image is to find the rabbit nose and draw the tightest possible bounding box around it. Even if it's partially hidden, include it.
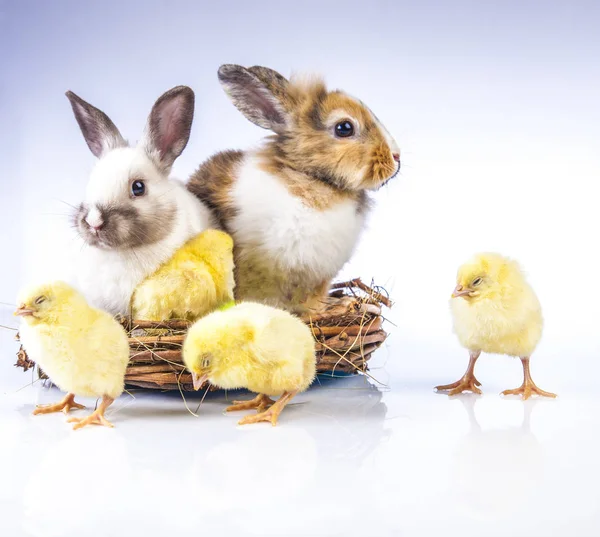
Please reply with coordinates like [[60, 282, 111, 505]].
[[392, 153, 400, 162], [86, 219, 105, 232], [85, 207, 105, 231]]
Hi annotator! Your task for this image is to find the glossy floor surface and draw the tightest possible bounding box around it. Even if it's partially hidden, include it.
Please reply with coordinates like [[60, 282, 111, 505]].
[[1, 326, 598, 537]]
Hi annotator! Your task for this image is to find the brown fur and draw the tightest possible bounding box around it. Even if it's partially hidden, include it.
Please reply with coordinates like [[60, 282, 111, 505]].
[[256, 78, 397, 193], [187, 150, 244, 230], [187, 65, 399, 312], [256, 144, 360, 210], [74, 201, 177, 250], [247, 66, 291, 105], [231, 251, 329, 315]]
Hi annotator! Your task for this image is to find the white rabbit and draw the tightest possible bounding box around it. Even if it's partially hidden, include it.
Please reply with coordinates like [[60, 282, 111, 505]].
[[66, 86, 216, 315]]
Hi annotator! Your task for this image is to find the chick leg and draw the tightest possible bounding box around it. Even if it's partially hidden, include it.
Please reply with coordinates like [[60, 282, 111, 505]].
[[67, 395, 115, 430], [238, 391, 298, 427], [32, 393, 86, 416], [226, 393, 276, 413], [501, 357, 557, 400], [435, 351, 482, 395]]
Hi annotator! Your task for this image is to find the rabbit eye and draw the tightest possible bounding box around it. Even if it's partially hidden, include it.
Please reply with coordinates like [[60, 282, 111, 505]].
[[131, 180, 146, 197], [335, 120, 355, 138], [34, 296, 46, 305], [472, 278, 483, 287]]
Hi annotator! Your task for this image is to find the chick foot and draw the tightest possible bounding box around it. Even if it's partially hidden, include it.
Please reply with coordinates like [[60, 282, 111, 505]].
[[67, 396, 115, 430], [501, 384, 556, 400], [33, 393, 85, 416], [436, 351, 482, 395], [501, 357, 556, 400], [435, 376, 482, 396], [238, 391, 297, 427], [226, 393, 275, 413]]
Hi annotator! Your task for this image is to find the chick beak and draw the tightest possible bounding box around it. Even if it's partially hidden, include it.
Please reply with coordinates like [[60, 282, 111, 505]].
[[14, 304, 35, 317], [191, 372, 209, 391], [452, 285, 473, 298]]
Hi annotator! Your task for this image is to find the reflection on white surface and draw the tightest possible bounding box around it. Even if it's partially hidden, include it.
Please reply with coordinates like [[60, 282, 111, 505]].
[[0, 313, 599, 536], [1, 349, 599, 537], [1, 294, 599, 537], [449, 396, 543, 520], [23, 433, 131, 537], [1, 372, 392, 537]]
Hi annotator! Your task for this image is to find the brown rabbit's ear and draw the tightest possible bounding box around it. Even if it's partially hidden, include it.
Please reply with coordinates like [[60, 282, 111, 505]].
[[65, 91, 127, 158], [246, 66, 290, 100], [218, 64, 290, 133], [142, 85, 195, 173]]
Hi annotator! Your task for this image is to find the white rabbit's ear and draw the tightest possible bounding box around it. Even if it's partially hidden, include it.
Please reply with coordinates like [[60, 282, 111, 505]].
[[218, 64, 290, 133], [65, 91, 127, 158], [142, 86, 195, 173]]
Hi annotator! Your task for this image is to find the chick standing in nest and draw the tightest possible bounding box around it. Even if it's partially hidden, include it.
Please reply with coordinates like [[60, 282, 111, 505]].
[[436, 253, 556, 399], [131, 229, 235, 321], [15, 281, 130, 429], [183, 302, 316, 426]]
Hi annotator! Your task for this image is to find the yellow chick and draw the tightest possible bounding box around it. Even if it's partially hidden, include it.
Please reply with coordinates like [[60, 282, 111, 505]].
[[436, 253, 556, 399], [131, 229, 235, 321], [15, 281, 130, 429], [182, 302, 316, 426]]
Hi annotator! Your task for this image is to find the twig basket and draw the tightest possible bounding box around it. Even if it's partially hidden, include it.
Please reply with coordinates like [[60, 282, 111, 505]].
[[15, 278, 391, 391]]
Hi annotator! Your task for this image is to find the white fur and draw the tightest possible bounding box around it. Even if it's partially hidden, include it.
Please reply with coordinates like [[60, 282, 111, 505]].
[[85, 207, 103, 228], [230, 156, 367, 283], [77, 148, 215, 315]]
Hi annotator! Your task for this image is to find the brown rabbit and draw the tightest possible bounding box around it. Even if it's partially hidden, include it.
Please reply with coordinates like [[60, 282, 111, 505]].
[[188, 65, 400, 313]]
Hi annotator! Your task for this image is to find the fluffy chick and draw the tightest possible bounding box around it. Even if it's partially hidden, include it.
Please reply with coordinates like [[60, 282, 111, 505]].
[[436, 253, 556, 399], [131, 229, 235, 321], [16, 281, 130, 429], [183, 302, 316, 426]]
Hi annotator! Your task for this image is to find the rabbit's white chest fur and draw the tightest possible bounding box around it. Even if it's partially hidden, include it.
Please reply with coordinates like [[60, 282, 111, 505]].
[[230, 157, 367, 281], [77, 184, 215, 315]]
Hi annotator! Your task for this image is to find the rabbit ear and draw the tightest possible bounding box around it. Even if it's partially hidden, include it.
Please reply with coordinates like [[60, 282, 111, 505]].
[[66, 91, 127, 158], [142, 86, 195, 173], [246, 66, 290, 99], [218, 64, 290, 133]]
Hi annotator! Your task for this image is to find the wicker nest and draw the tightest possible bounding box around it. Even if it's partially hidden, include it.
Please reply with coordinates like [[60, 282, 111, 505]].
[[15, 278, 391, 391]]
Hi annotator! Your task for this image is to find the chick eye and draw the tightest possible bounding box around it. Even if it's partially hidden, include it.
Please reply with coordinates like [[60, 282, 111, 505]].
[[472, 278, 483, 287], [334, 120, 355, 138], [202, 358, 210, 368], [34, 296, 46, 305], [131, 180, 145, 197]]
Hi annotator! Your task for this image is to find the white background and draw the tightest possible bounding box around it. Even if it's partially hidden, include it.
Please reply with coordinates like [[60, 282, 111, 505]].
[[1, 1, 599, 536]]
